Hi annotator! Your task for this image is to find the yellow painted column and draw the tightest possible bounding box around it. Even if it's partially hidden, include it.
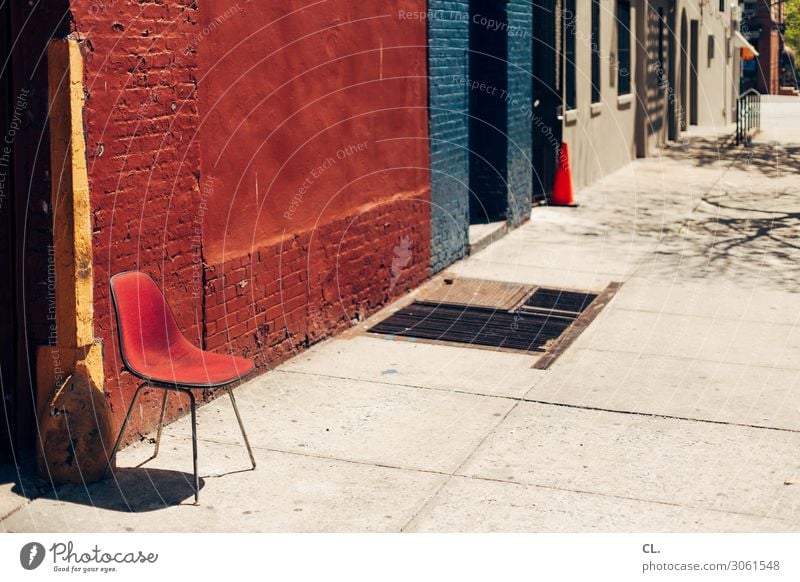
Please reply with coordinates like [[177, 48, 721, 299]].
[[37, 37, 112, 484], [41, 37, 103, 393]]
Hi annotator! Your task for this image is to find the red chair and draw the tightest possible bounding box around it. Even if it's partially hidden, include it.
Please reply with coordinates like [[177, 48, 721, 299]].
[[106, 271, 256, 503]]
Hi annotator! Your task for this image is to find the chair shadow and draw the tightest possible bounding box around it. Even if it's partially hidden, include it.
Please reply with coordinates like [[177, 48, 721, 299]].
[[2, 462, 202, 513]]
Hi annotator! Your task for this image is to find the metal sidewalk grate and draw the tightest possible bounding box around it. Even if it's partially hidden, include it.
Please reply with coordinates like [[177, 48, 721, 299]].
[[521, 288, 598, 316], [367, 277, 618, 356], [367, 302, 574, 352]]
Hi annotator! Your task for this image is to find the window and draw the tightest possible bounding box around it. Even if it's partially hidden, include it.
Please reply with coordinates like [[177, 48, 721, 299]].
[[591, 0, 601, 103], [564, 0, 577, 110], [617, 0, 631, 95], [719, 0, 726, 12]]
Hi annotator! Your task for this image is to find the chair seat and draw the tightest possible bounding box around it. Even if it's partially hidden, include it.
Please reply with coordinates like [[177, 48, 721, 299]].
[[130, 344, 255, 387], [109, 271, 255, 388]]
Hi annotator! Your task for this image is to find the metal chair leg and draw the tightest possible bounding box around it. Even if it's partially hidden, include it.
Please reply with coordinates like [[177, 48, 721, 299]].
[[153, 389, 169, 458], [227, 387, 256, 469], [105, 382, 148, 477], [186, 389, 200, 504]]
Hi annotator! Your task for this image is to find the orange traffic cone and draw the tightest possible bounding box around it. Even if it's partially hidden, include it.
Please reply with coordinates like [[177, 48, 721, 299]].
[[551, 142, 578, 207]]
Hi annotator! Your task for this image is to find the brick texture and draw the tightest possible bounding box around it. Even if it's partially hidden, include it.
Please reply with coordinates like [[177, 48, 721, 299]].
[[203, 192, 431, 370], [63, 0, 435, 446], [70, 0, 204, 437], [428, 1, 470, 272], [506, 0, 533, 226]]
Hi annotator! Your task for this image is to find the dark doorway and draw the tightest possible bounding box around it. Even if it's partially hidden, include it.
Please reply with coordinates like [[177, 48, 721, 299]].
[[531, 0, 562, 204], [1, 1, 69, 463], [0, 0, 17, 463], [644, 2, 672, 149], [680, 10, 688, 132], [689, 19, 699, 126], [666, 4, 677, 141], [468, 0, 508, 223]]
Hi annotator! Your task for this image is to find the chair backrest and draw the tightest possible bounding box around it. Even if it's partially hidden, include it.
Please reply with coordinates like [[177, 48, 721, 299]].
[[110, 271, 190, 377]]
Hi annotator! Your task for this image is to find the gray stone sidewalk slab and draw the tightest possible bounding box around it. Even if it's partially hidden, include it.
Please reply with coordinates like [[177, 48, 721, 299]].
[[572, 308, 800, 369], [0, 467, 34, 525], [458, 402, 800, 522], [614, 278, 800, 325], [161, 371, 514, 474], [469, 239, 654, 279], [637, 234, 800, 291], [1, 441, 446, 533], [526, 348, 800, 431], [406, 476, 798, 533], [277, 336, 545, 398]]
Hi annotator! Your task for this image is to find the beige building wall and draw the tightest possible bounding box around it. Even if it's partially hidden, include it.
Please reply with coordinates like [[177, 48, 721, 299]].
[[682, 0, 738, 129], [562, 0, 639, 190], [563, 0, 739, 191]]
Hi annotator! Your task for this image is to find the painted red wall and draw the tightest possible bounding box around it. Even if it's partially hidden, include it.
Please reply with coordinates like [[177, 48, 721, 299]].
[[199, 0, 429, 261], [66, 0, 430, 441], [71, 0, 204, 435], [198, 1, 431, 366]]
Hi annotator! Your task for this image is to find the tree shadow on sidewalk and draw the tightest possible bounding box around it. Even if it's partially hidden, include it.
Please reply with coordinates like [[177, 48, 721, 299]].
[[2, 462, 201, 514], [641, 206, 800, 292], [664, 137, 800, 177], [622, 135, 800, 290]]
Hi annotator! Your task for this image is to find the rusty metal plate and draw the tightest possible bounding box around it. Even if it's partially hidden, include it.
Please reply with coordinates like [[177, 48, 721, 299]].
[[417, 277, 533, 310]]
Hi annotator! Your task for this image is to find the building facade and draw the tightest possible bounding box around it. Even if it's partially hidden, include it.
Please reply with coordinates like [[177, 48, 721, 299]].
[[561, 0, 741, 189], [0, 0, 743, 461], [741, 0, 786, 94]]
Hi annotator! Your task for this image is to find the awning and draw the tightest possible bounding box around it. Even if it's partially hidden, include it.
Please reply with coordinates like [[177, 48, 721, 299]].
[[733, 30, 759, 60]]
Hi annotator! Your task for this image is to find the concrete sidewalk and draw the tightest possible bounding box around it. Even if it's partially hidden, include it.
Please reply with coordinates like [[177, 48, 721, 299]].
[[3, 101, 800, 532]]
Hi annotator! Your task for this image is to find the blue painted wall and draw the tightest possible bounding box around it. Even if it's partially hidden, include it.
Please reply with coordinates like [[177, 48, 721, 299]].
[[506, 0, 533, 227], [428, 1, 470, 273], [427, 0, 533, 271]]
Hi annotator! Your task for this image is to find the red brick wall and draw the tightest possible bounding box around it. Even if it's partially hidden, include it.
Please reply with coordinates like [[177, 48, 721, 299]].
[[71, 0, 204, 435], [69, 0, 431, 442], [198, 2, 431, 372], [204, 191, 430, 370], [198, 1, 429, 261]]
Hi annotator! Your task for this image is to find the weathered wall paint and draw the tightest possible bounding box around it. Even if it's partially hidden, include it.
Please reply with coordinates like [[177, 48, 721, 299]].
[[506, 0, 533, 226], [199, 1, 429, 261], [64, 0, 431, 443], [37, 37, 113, 483], [199, 1, 431, 369], [428, 0, 470, 273], [70, 0, 205, 438], [39, 37, 104, 402]]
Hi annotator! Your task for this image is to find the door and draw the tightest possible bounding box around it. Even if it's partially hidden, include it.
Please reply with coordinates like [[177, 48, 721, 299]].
[[690, 19, 699, 125], [666, 4, 677, 141], [469, 0, 509, 223], [531, 0, 562, 204], [0, 0, 16, 462], [680, 10, 688, 132], [648, 2, 672, 148], [0, 0, 65, 461]]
